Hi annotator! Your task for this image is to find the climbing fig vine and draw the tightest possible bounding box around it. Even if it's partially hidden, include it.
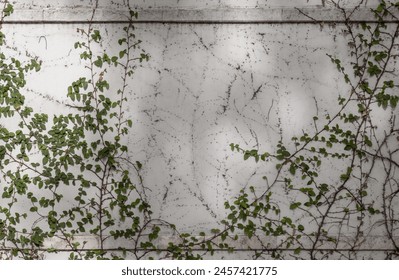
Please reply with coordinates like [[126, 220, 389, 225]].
[[0, 1, 191, 260], [222, 0, 399, 259]]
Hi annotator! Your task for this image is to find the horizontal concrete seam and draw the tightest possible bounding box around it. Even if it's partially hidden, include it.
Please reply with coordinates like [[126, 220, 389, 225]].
[[1, 20, 399, 25]]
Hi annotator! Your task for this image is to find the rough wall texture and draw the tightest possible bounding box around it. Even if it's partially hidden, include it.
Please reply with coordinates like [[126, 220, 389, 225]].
[[4, 0, 394, 22], [1, 0, 399, 259]]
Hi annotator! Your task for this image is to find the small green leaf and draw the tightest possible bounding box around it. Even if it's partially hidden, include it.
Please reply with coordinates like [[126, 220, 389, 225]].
[[290, 202, 301, 210], [289, 164, 296, 175]]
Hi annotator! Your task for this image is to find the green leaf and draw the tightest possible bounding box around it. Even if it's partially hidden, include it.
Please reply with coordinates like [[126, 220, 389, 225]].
[[289, 164, 296, 175], [290, 202, 301, 210], [127, 119, 133, 128], [94, 58, 103, 68]]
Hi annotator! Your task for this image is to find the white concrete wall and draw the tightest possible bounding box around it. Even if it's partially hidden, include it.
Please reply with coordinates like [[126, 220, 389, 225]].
[[5, 0, 393, 22], [1, 0, 399, 258]]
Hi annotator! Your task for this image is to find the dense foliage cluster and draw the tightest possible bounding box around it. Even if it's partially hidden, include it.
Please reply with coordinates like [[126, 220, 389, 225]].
[[225, 0, 399, 259], [0, 1, 182, 259]]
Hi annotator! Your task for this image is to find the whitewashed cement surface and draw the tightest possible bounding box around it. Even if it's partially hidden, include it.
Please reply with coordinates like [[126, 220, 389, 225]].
[[3, 22, 347, 227], [1, 0, 399, 258], [4, 0, 397, 23]]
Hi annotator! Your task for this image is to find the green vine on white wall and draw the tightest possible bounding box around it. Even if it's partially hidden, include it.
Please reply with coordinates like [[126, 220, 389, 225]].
[[222, 0, 399, 259], [1, 0, 399, 260], [0, 1, 193, 260]]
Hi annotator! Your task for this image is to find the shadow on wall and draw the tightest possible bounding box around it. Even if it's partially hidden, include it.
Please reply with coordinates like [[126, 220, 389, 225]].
[[125, 21, 350, 233]]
